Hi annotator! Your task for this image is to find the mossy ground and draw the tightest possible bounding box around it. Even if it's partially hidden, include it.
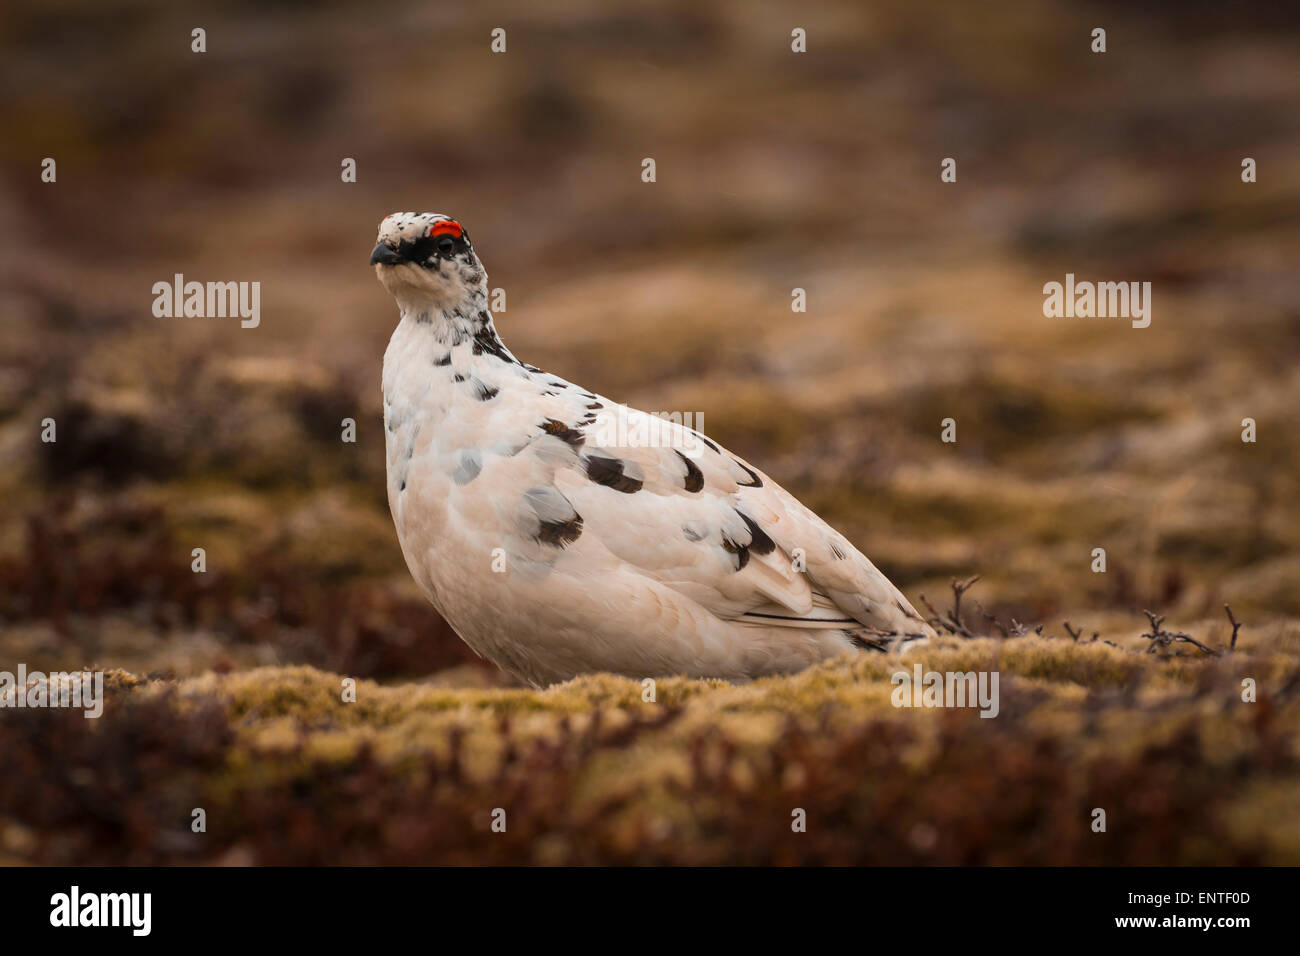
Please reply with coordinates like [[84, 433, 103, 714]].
[[2, 1, 1299, 864], [3, 620, 1297, 865]]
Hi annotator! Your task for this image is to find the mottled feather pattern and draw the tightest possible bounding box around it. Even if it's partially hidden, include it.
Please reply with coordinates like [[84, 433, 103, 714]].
[[375, 211, 933, 686]]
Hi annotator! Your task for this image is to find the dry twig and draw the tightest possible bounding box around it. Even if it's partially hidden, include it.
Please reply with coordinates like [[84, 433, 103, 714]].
[[975, 601, 1008, 637], [1224, 604, 1243, 651], [949, 575, 980, 635], [1141, 610, 1219, 657]]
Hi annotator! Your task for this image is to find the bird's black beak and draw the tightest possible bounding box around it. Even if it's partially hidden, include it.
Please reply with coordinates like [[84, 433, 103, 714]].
[[370, 243, 406, 266]]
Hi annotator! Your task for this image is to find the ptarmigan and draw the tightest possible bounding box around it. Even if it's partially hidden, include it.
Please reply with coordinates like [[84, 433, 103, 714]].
[[371, 212, 934, 687]]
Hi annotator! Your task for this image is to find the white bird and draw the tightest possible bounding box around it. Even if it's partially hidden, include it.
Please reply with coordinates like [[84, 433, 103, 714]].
[[372, 212, 934, 687]]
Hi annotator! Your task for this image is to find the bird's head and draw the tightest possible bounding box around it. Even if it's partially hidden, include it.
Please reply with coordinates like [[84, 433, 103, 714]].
[[370, 212, 487, 315]]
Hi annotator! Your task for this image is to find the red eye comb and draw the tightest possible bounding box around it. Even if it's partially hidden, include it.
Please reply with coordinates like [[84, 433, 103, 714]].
[[429, 220, 463, 239]]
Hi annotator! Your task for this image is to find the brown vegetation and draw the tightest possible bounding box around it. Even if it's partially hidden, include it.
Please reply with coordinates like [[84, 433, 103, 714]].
[[1, 0, 1298, 863]]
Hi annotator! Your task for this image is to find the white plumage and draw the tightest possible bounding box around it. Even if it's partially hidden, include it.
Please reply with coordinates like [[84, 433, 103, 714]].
[[372, 212, 933, 687]]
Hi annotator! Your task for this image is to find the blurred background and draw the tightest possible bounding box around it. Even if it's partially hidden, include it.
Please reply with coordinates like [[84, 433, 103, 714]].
[[1, 0, 1299, 684]]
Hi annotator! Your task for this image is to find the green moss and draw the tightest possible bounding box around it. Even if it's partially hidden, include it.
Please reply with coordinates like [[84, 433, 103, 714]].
[[4, 623, 1295, 864]]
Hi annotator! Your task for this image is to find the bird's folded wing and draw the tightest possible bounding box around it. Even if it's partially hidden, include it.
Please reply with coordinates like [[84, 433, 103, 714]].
[[541, 401, 928, 637]]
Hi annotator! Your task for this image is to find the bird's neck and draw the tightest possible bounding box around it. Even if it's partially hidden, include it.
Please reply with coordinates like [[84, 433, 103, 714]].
[[396, 293, 519, 365]]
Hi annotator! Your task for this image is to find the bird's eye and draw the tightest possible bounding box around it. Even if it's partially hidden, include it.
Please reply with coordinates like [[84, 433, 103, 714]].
[[436, 236, 456, 255]]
